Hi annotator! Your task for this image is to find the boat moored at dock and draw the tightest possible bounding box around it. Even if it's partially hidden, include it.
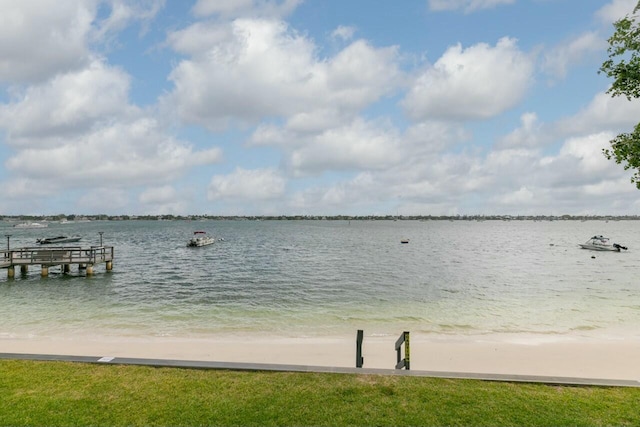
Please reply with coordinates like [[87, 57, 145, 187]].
[[36, 236, 82, 245]]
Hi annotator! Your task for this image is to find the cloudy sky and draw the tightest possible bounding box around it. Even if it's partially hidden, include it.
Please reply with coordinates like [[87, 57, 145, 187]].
[[1, 0, 640, 216]]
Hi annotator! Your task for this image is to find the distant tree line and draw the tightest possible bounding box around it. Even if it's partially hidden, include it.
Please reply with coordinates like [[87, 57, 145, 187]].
[[2, 214, 640, 222]]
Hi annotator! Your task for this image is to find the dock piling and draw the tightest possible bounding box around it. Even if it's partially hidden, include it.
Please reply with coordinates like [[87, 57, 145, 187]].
[[356, 329, 364, 368]]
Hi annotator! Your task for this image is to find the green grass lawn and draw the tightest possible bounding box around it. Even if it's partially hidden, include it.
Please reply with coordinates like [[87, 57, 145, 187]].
[[1, 360, 639, 426]]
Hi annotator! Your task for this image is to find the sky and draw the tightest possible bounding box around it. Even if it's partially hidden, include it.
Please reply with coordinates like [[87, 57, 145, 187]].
[[1, 0, 640, 216]]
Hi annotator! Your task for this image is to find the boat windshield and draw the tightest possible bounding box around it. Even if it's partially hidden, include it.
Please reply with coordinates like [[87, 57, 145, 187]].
[[588, 236, 609, 244]]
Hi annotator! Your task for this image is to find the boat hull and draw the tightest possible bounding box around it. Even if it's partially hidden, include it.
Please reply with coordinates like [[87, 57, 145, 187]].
[[187, 237, 215, 247], [579, 244, 620, 252], [37, 236, 82, 244], [187, 239, 215, 247], [36, 236, 81, 245]]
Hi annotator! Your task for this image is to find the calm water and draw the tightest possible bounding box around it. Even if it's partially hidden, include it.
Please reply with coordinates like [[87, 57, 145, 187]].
[[1, 219, 639, 340]]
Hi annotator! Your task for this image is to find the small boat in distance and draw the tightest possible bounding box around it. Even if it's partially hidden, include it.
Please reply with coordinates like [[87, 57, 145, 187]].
[[579, 235, 628, 252], [187, 231, 215, 247], [13, 222, 48, 228], [36, 236, 82, 244]]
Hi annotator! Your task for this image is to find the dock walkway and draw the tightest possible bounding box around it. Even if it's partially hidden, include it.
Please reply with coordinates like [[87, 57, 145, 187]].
[[1, 246, 114, 277]]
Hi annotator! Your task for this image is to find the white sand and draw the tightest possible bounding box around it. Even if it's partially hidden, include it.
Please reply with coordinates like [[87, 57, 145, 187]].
[[2, 333, 640, 381]]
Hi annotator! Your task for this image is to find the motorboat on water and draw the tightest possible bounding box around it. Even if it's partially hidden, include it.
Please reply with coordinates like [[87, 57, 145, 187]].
[[187, 231, 215, 247], [36, 236, 82, 245], [579, 235, 628, 252]]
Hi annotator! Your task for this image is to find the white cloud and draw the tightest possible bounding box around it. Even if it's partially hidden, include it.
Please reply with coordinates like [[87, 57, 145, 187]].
[[0, 60, 131, 143], [0, 0, 164, 84], [558, 132, 621, 177], [139, 185, 178, 204], [325, 40, 401, 108], [77, 188, 130, 213], [138, 185, 187, 214], [556, 92, 640, 136], [582, 177, 637, 197], [596, 0, 639, 23], [0, 177, 58, 200], [479, 132, 636, 213], [284, 125, 639, 216], [495, 186, 534, 205], [534, 133, 626, 190], [252, 114, 469, 207], [208, 168, 286, 201], [252, 116, 467, 178], [403, 120, 471, 154], [287, 119, 403, 176], [4, 115, 222, 189], [192, 0, 301, 18], [542, 32, 607, 80], [284, 109, 347, 135], [289, 173, 380, 213], [0, 51, 222, 195], [402, 37, 533, 121], [0, 0, 94, 83], [165, 19, 401, 130], [165, 21, 236, 56], [331, 25, 356, 41], [428, 0, 515, 13], [93, 0, 165, 41], [1, 0, 639, 216], [498, 112, 546, 149]]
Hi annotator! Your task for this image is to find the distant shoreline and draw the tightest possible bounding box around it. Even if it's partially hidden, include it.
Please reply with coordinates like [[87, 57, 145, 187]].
[[3, 214, 640, 222]]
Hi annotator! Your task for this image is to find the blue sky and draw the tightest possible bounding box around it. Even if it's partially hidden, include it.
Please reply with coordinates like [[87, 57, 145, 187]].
[[1, 0, 640, 216]]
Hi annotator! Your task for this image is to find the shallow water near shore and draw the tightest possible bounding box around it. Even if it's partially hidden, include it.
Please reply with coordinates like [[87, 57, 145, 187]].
[[1, 219, 639, 342]]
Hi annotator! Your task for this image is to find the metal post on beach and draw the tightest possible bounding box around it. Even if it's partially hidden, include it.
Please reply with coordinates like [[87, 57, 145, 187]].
[[356, 329, 364, 368], [395, 331, 410, 370]]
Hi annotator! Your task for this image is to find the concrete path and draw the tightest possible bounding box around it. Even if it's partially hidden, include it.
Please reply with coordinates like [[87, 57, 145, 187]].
[[1, 352, 639, 388]]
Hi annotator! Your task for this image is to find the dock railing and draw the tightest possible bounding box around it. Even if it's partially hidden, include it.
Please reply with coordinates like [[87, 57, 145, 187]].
[[3, 246, 113, 266], [1, 249, 10, 268], [1, 246, 114, 267]]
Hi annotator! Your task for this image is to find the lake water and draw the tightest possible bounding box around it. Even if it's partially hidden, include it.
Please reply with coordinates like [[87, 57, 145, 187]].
[[1, 219, 639, 341]]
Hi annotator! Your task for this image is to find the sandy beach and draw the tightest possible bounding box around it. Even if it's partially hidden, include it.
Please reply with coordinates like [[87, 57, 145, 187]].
[[2, 333, 640, 381]]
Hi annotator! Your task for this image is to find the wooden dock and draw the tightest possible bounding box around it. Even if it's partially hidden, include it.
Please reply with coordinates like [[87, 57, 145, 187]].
[[1, 246, 114, 278]]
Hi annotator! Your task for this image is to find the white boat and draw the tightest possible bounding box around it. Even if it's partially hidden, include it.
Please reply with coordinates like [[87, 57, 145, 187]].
[[579, 235, 627, 252], [36, 236, 82, 245], [187, 231, 215, 247], [13, 222, 48, 228]]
